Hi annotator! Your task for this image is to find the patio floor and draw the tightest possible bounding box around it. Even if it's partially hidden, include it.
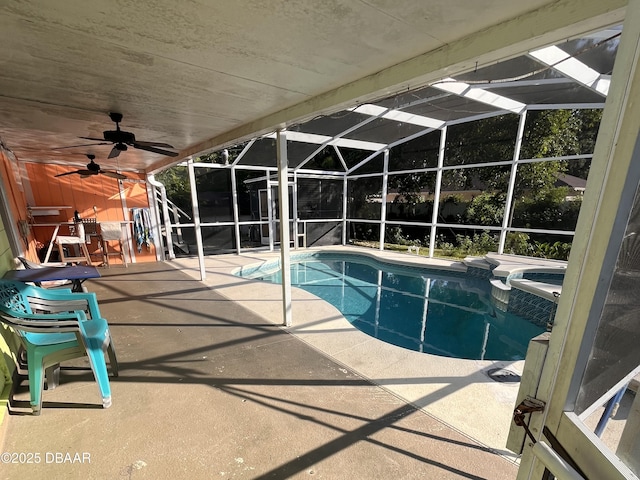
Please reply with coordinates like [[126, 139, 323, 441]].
[[0, 256, 518, 479]]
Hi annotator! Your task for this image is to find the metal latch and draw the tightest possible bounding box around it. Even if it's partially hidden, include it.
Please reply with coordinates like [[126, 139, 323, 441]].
[[513, 397, 546, 444]]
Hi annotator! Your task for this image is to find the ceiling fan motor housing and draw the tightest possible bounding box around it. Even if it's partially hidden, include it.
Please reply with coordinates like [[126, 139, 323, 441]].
[[86, 160, 100, 172], [103, 130, 136, 144]]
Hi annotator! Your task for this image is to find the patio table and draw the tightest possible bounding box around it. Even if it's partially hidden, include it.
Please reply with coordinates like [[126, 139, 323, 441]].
[[3, 265, 101, 293]]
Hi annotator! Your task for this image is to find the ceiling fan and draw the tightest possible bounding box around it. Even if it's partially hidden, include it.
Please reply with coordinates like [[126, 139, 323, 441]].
[[65, 112, 178, 159], [54, 154, 128, 180]]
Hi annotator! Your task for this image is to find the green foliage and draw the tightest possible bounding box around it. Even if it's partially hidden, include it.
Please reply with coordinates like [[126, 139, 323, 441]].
[[437, 240, 457, 257], [195, 168, 231, 193], [514, 162, 566, 197], [432, 232, 497, 258], [464, 109, 602, 197], [386, 226, 423, 247], [155, 166, 191, 212], [387, 171, 435, 206], [386, 227, 405, 245], [455, 232, 498, 256], [350, 223, 378, 242], [441, 169, 472, 191], [513, 188, 582, 230], [305, 147, 343, 171], [521, 109, 602, 159], [505, 233, 536, 256], [445, 114, 519, 166], [196, 151, 227, 164], [464, 192, 505, 226], [504, 233, 571, 260], [347, 177, 383, 219], [533, 241, 572, 260], [389, 131, 440, 170], [442, 194, 464, 204]]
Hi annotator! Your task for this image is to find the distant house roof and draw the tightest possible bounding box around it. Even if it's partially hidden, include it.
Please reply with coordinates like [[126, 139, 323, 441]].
[[555, 173, 587, 191]]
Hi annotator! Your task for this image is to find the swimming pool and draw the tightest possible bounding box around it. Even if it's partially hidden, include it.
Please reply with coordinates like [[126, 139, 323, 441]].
[[238, 253, 544, 361]]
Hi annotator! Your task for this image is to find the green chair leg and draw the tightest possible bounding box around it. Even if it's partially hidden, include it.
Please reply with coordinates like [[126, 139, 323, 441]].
[[26, 350, 45, 414]]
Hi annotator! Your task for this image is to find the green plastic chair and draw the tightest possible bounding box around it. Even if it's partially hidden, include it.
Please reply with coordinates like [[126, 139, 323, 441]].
[[0, 279, 118, 414]]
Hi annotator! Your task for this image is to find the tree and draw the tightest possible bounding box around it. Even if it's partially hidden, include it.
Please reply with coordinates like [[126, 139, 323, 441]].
[[443, 109, 602, 196], [514, 109, 601, 196], [464, 192, 506, 226]]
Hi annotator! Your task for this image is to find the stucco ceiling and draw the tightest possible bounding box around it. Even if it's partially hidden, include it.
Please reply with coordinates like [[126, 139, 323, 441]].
[[0, 0, 626, 175]]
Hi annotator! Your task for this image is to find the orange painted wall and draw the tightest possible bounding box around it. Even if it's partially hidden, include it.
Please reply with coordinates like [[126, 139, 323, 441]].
[[0, 151, 38, 261], [25, 162, 157, 263]]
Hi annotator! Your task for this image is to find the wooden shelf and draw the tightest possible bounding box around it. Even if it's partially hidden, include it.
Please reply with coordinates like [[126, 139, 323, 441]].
[[28, 205, 72, 217]]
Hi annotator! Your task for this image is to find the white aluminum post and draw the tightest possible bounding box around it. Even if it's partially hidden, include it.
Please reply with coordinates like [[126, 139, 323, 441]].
[[277, 130, 292, 327], [146, 178, 165, 261], [379, 149, 389, 251], [429, 127, 447, 257], [187, 159, 206, 280], [231, 165, 241, 253], [499, 111, 528, 253], [342, 175, 348, 245], [119, 178, 136, 264], [267, 176, 275, 252], [292, 171, 299, 249]]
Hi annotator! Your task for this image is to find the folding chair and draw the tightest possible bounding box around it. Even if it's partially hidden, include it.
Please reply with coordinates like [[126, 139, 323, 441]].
[[99, 222, 127, 268], [55, 221, 93, 265]]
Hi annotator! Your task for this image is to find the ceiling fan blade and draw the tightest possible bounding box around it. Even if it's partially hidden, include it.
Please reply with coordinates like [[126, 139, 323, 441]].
[[133, 143, 178, 157], [79, 136, 108, 142], [54, 142, 112, 150], [78, 169, 98, 176], [54, 171, 80, 177], [108, 146, 121, 159], [101, 171, 128, 180], [133, 140, 175, 148]]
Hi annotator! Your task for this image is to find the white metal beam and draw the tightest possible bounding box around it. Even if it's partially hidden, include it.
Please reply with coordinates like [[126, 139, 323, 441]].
[[264, 131, 385, 151], [277, 131, 292, 327], [429, 127, 447, 257], [529, 46, 610, 96], [379, 150, 389, 251], [499, 112, 528, 253], [351, 104, 445, 129], [433, 78, 527, 113], [187, 159, 206, 280]]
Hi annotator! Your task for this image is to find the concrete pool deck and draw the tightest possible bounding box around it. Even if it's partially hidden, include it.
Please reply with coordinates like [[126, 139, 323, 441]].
[[171, 246, 528, 460], [0, 255, 519, 479]]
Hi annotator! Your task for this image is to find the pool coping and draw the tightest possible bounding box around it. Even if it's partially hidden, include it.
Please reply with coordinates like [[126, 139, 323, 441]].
[[171, 246, 530, 463]]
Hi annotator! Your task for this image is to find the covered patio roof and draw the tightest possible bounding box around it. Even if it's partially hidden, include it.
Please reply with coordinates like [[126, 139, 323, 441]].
[[0, 1, 625, 175]]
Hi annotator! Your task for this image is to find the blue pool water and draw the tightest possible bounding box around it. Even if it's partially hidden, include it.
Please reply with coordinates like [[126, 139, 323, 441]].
[[239, 254, 544, 361]]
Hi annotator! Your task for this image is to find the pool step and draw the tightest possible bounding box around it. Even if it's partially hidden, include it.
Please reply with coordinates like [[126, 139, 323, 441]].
[[490, 278, 511, 311]]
